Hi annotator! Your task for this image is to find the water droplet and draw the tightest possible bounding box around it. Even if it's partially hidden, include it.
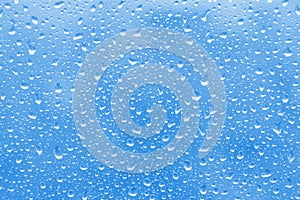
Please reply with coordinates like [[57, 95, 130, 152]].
[[40, 183, 46, 189], [284, 48, 293, 57], [261, 169, 272, 178], [254, 120, 261, 129], [200, 9, 210, 22], [118, 0, 126, 9], [28, 112, 37, 120], [77, 17, 83, 25], [73, 33, 83, 41], [295, 4, 300, 16], [35, 145, 43, 155], [143, 177, 152, 187], [199, 184, 207, 195], [67, 190, 75, 198], [7, 186, 15, 192], [35, 94, 42, 104], [54, 146, 63, 160], [220, 32, 227, 39], [162, 135, 170, 142], [285, 178, 293, 188], [237, 150, 244, 160], [82, 191, 88, 200], [126, 139, 134, 147], [56, 176, 63, 183], [237, 19, 245, 25], [90, 5, 96, 12], [225, 172, 234, 180], [183, 160, 192, 171], [128, 186, 138, 197], [53, 1, 64, 9], [16, 154, 23, 164], [200, 158, 207, 166], [8, 26, 16, 35], [55, 83, 62, 93], [255, 68, 263, 75], [27, 43, 36, 55], [20, 82, 29, 90], [31, 16, 38, 25], [128, 58, 137, 65], [282, 0, 288, 7], [287, 151, 295, 163], [126, 161, 137, 171], [0, 93, 6, 100], [200, 80, 209, 86], [98, 1, 104, 8], [184, 28, 192, 33]]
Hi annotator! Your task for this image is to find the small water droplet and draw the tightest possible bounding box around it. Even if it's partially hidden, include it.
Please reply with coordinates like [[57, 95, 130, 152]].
[[255, 68, 263, 75], [184, 28, 192, 33], [254, 120, 261, 129], [285, 178, 293, 188], [118, 0, 126, 9], [0, 93, 6, 100], [287, 151, 295, 163], [126, 161, 137, 171], [16, 154, 23, 164], [282, 0, 288, 7], [126, 139, 134, 147], [237, 150, 244, 160], [40, 183, 46, 189], [31, 16, 38, 25], [261, 169, 272, 178], [128, 186, 138, 197], [128, 58, 137, 65], [28, 112, 37, 120], [77, 17, 83, 25], [35, 94, 42, 104], [283, 48, 293, 57], [200, 80, 209, 86], [7, 186, 15, 192], [54, 146, 63, 160], [56, 176, 63, 183], [295, 4, 300, 16], [220, 32, 227, 39], [35, 145, 43, 155], [225, 172, 234, 180], [98, 1, 104, 8], [67, 190, 75, 198], [27, 43, 36, 55], [183, 160, 192, 171], [200, 9, 210, 22], [237, 18, 244, 25], [73, 33, 83, 41], [8, 26, 16, 35], [20, 82, 29, 90], [143, 178, 152, 187], [199, 184, 207, 195], [54, 1, 64, 9], [55, 83, 62, 93], [90, 5, 96, 12], [162, 135, 170, 142]]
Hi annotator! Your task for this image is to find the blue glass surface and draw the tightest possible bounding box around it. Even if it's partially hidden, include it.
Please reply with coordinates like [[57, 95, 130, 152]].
[[0, 1, 299, 199]]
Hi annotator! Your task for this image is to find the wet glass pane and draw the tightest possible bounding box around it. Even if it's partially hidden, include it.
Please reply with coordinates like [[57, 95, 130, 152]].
[[0, 1, 299, 199]]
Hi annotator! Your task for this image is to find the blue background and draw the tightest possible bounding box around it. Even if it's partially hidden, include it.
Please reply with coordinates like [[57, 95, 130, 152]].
[[0, 1, 299, 199]]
